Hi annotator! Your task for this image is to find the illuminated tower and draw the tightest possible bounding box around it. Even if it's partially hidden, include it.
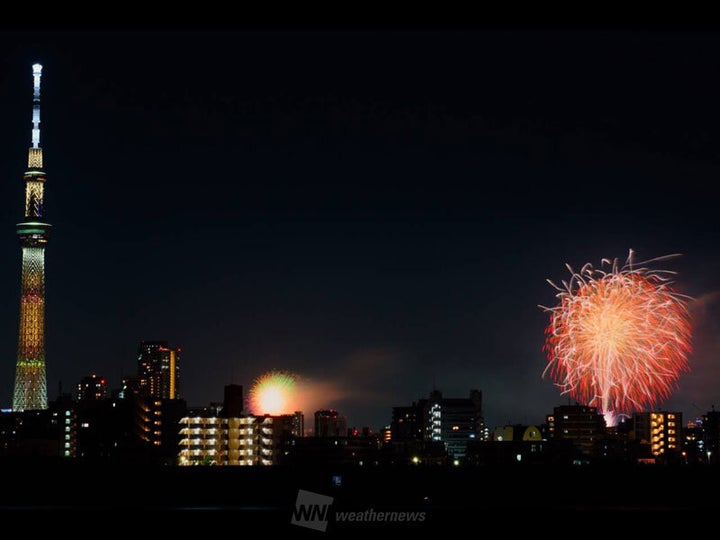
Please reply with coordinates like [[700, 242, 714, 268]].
[[13, 63, 51, 411], [137, 340, 181, 399]]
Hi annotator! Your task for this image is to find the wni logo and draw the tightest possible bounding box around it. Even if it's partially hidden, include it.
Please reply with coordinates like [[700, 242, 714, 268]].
[[291, 489, 334, 532]]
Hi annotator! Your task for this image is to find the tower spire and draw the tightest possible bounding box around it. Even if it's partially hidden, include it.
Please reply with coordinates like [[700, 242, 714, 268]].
[[31, 63, 41, 149], [13, 63, 51, 411], [28, 63, 43, 170]]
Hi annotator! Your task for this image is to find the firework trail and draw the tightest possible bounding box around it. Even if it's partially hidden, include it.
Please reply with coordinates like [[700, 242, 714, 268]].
[[541, 250, 692, 424]]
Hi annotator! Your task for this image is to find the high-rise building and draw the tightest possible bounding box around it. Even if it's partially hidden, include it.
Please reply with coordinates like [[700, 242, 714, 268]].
[[227, 416, 276, 466], [222, 384, 243, 417], [72, 394, 185, 465], [51, 395, 77, 458], [703, 410, 720, 464], [274, 411, 304, 438], [74, 397, 135, 462], [178, 411, 296, 466], [291, 411, 304, 438], [118, 375, 143, 399], [633, 411, 683, 457], [134, 397, 187, 463], [0, 409, 63, 457], [426, 389, 484, 459], [547, 405, 606, 456], [389, 389, 484, 459], [683, 418, 705, 464], [13, 64, 51, 411], [391, 404, 426, 441], [77, 374, 107, 401], [137, 340, 180, 399], [178, 411, 228, 465], [314, 409, 347, 438]]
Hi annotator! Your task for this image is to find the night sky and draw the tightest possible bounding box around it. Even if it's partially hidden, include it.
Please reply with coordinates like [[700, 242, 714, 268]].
[[1, 29, 719, 430]]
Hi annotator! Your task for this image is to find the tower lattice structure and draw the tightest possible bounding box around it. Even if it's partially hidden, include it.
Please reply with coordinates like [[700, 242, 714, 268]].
[[13, 63, 51, 411]]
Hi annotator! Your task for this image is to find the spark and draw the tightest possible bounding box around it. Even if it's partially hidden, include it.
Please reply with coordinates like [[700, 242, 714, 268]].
[[248, 370, 299, 415], [541, 250, 692, 423]]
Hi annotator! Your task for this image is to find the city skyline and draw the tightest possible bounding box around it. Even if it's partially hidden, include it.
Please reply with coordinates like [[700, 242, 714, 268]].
[[1, 29, 720, 430]]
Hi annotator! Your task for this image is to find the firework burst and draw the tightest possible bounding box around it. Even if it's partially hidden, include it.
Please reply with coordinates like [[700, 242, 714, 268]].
[[541, 250, 692, 422], [248, 370, 299, 415]]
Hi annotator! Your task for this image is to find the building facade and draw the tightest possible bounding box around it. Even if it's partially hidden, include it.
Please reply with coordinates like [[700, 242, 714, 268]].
[[178, 412, 298, 466], [426, 389, 484, 458], [77, 374, 107, 401], [388, 389, 483, 460], [222, 384, 244, 417], [314, 409, 347, 437], [137, 340, 180, 399], [702, 410, 720, 464], [547, 405, 606, 457], [391, 405, 426, 441], [633, 411, 683, 457]]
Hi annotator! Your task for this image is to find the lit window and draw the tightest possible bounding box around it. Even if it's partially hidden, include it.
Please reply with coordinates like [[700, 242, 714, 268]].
[[64, 442, 70, 448], [81, 422, 89, 428], [65, 419, 70, 425], [65, 411, 70, 417]]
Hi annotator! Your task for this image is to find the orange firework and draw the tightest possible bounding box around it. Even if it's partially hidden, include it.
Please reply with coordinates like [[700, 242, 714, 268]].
[[541, 251, 692, 422], [248, 370, 299, 415]]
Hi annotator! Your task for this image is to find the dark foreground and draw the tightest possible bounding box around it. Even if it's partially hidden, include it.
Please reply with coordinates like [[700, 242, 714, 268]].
[[1, 461, 717, 533]]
